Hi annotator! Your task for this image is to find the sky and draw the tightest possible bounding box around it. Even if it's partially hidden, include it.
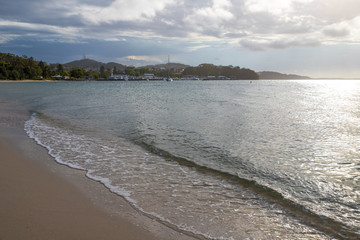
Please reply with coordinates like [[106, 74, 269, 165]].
[[1, 0, 360, 78]]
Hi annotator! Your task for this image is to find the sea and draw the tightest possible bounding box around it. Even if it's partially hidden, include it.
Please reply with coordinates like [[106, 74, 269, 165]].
[[1, 80, 359, 239]]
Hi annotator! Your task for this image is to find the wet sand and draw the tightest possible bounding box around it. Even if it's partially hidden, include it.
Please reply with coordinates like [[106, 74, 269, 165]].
[[0, 139, 158, 240], [0, 100, 195, 240]]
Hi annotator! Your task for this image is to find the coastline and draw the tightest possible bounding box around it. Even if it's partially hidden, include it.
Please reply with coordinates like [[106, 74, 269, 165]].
[[0, 100, 195, 240], [0, 79, 57, 82]]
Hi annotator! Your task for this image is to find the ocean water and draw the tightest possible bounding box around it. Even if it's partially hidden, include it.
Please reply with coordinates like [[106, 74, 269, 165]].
[[1, 80, 359, 239]]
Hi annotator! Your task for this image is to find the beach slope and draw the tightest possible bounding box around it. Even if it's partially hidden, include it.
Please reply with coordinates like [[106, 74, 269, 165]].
[[0, 100, 194, 240], [0, 138, 162, 240]]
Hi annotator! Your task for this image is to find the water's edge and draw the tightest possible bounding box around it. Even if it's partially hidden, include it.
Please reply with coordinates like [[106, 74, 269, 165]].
[[138, 142, 357, 240], [24, 112, 213, 240], [25, 112, 358, 240], [4, 80, 356, 240]]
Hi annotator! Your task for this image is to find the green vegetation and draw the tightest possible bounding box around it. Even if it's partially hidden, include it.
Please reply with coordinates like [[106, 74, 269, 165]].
[[0, 53, 104, 80], [70, 68, 85, 79], [258, 71, 310, 80], [0, 53, 44, 80], [183, 64, 259, 80], [0, 52, 261, 80], [124, 67, 157, 77]]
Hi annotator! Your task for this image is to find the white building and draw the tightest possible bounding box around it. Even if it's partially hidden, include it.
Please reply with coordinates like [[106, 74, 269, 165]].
[[143, 73, 155, 80]]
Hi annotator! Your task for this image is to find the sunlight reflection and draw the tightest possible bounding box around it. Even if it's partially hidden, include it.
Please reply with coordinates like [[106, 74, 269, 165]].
[[320, 80, 360, 93]]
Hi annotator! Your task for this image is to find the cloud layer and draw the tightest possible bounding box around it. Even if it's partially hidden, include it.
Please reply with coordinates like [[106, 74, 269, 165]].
[[73, 0, 177, 23], [1, 0, 360, 77], [2, 0, 360, 48]]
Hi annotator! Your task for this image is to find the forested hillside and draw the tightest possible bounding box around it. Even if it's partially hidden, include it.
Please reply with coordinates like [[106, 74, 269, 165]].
[[183, 64, 259, 80], [0, 53, 52, 80], [258, 71, 310, 79]]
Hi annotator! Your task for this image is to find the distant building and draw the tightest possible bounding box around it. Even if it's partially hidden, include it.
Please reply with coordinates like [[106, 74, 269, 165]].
[[217, 76, 230, 80], [143, 73, 155, 80], [108, 75, 128, 80], [182, 75, 200, 80], [203, 76, 230, 80], [51, 75, 62, 80], [51, 75, 69, 80]]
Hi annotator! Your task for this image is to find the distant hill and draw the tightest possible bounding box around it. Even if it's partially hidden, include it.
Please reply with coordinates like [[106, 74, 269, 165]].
[[258, 71, 311, 79], [145, 63, 190, 71], [64, 59, 126, 72], [62, 59, 189, 72], [57, 58, 310, 80]]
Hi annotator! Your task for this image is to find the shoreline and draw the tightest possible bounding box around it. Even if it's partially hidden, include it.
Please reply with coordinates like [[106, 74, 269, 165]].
[[0, 100, 195, 240]]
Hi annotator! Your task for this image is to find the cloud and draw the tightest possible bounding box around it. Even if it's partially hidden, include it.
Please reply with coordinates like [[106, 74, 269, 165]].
[[186, 44, 212, 52], [184, 0, 234, 34], [224, 32, 247, 38], [124, 55, 163, 62], [2, 0, 360, 79], [0, 33, 20, 44], [0, 20, 82, 43], [323, 27, 350, 38], [239, 37, 320, 51], [299, 0, 360, 22], [2, 0, 360, 49], [245, 0, 292, 15], [116, 55, 165, 66], [72, 0, 177, 24], [104, 37, 127, 42], [0, 20, 77, 34]]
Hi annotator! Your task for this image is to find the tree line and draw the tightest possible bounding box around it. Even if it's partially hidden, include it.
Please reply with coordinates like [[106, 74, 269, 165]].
[[0, 53, 163, 80], [0, 53, 259, 80], [0, 53, 48, 80], [0, 53, 104, 80], [182, 64, 258, 80]]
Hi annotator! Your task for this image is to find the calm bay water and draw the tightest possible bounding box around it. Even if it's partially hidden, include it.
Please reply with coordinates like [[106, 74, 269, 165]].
[[1, 80, 359, 239]]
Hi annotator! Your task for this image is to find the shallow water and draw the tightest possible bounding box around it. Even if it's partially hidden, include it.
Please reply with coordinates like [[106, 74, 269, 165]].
[[1, 80, 359, 239]]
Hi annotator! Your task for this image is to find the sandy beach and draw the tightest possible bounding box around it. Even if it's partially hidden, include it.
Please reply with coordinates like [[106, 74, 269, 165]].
[[0, 100, 195, 240]]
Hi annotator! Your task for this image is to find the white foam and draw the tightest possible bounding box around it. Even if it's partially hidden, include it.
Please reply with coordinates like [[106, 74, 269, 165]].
[[24, 113, 329, 240], [25, 114, 85, 170], [86, 170, 133, 200]]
